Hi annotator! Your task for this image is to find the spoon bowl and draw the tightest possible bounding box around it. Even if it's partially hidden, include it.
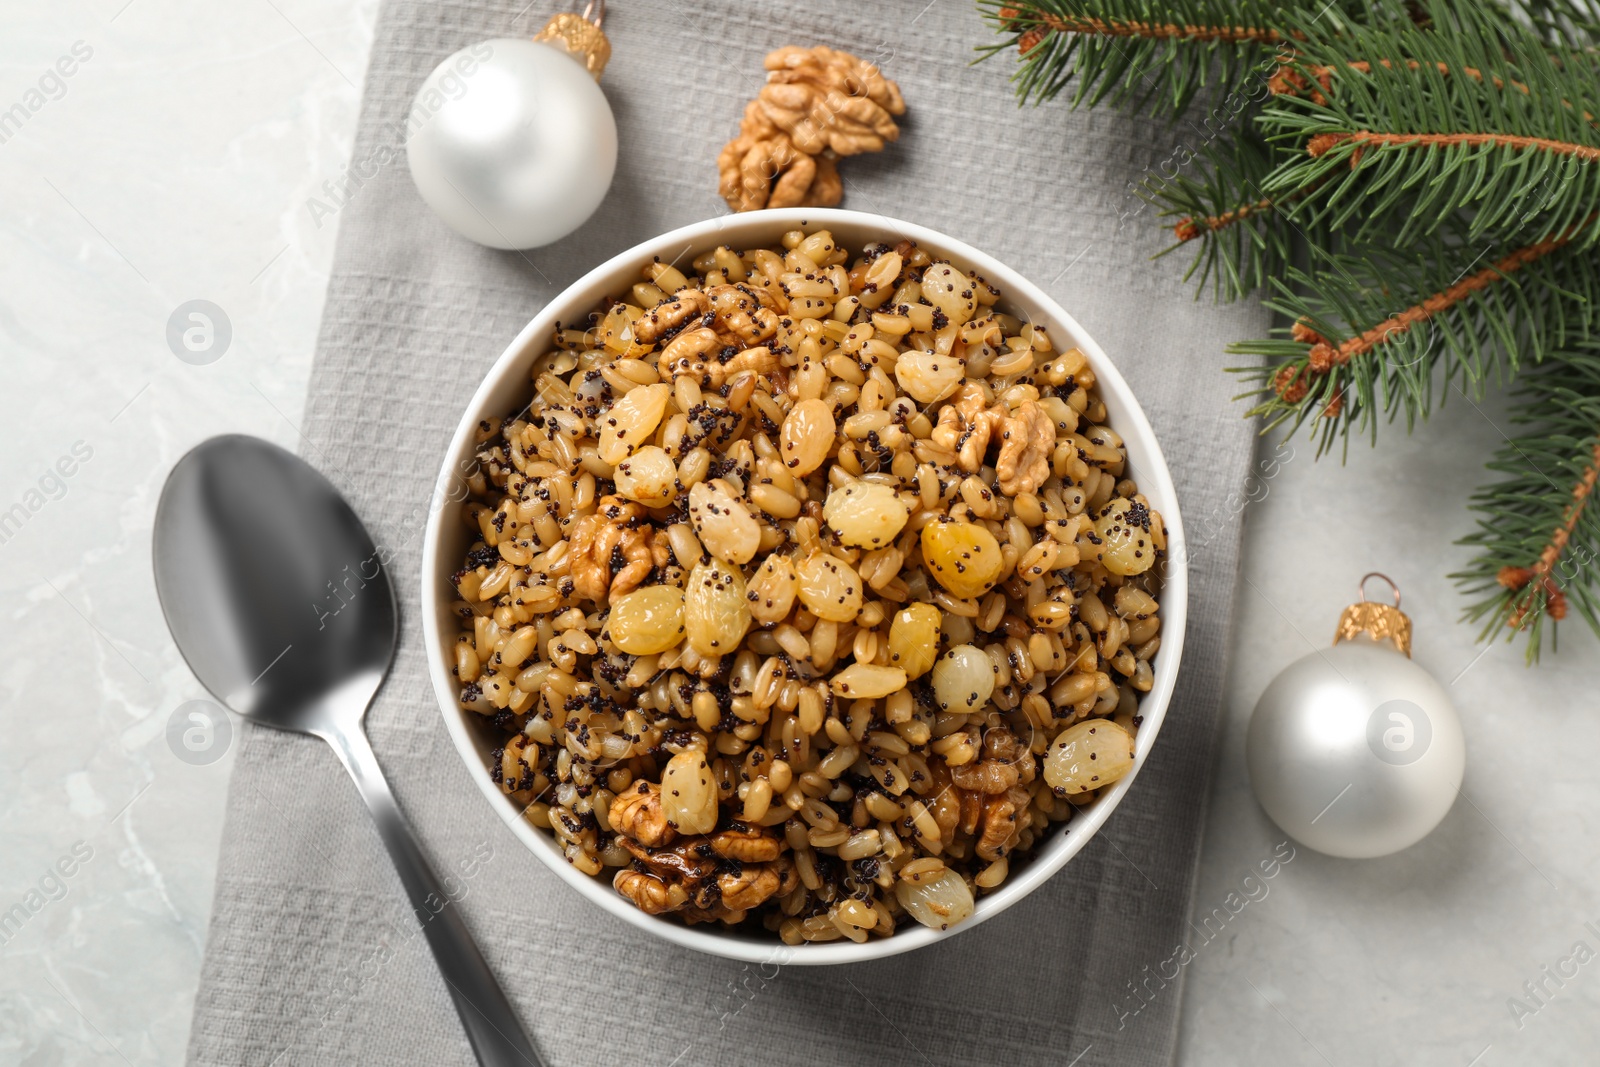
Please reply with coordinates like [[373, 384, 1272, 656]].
[[153, 434, 393, 733]]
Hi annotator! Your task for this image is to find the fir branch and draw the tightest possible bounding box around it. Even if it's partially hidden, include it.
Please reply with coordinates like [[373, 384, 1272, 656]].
[[1296, 212, 1596, 373], [1504, 439, 1600, 630], [1172, 195, 1276, 240], [1002, 8, 1292, 43], [1147, 132, 1314, 301], [1167, 174, 1326, 242], [1235, 218, 1600, 453], [1307, 130, 1600, 166], [975, 0, 1330, 115], [1276, 58, 1535, 105], [1455, 349, 1600, 659], [1259, 9, 1600, 248], [1284, 59, 1596, 123]]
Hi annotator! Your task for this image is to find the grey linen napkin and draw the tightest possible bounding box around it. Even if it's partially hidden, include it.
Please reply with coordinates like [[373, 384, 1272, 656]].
[[186, 2, 1270, 1064]]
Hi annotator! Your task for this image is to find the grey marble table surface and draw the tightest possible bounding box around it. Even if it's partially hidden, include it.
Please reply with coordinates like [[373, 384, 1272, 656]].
[[3, 2, 1596, 1065]]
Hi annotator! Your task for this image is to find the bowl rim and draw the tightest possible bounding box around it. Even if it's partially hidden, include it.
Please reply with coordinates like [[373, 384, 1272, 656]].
[[420, 207, 1188, 966]]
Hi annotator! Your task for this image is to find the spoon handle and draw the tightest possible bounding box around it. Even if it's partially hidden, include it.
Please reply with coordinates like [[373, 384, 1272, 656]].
[[325, 726, 543, 1067]]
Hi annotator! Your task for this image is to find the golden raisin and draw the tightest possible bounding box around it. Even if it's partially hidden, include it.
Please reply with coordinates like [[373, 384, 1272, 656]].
[[920, 519, 1003, 598]]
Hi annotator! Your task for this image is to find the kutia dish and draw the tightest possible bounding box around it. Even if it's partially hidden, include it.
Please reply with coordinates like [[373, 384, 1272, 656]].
[[422, 208, 1187, 965]]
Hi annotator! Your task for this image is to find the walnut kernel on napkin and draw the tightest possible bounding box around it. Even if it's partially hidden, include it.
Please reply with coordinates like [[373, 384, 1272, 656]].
[[717, 45, 906, 212]]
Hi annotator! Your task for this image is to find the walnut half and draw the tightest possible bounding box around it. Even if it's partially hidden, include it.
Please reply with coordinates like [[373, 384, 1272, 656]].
[[709, 824, 782, 863], [632, 288, 709, 345], [930, 383, 1005, 474], [949, 755, 1020, 795], [949, 727, 1034, 794], [760, 45, 905, 156], [718, 864, 782, 911], [611, 833, 793, 921], [613, 869, 684, 915], [568, 496, 654, 604], [976, 785, 1033, 861], [995, 400, 1054, 497], [717, 123, 842, 214], [617, 835, 719, 882], [608, 781, 676, 848]]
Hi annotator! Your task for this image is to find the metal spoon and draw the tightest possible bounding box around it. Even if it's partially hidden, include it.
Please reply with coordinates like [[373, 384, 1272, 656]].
[[153, 434, 541, 1067]]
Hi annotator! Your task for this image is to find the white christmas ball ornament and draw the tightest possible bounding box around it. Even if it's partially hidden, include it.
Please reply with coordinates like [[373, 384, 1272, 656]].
[[407, 18, 617, 250], [1246, 576, 1466, 859]]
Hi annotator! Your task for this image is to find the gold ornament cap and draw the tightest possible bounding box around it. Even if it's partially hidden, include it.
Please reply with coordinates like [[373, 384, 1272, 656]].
[[1334, 572, 1412, 656], [534, 1, 611, 80]]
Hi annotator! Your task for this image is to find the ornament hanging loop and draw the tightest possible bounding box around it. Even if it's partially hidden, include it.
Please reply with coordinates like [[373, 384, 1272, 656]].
[[1358, 571, 1401, 609], [1336, 572, 1413, 656]]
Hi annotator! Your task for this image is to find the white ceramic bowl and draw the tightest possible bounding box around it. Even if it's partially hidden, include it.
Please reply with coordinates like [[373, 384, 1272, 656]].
[[422, 207, 1187, 965]]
